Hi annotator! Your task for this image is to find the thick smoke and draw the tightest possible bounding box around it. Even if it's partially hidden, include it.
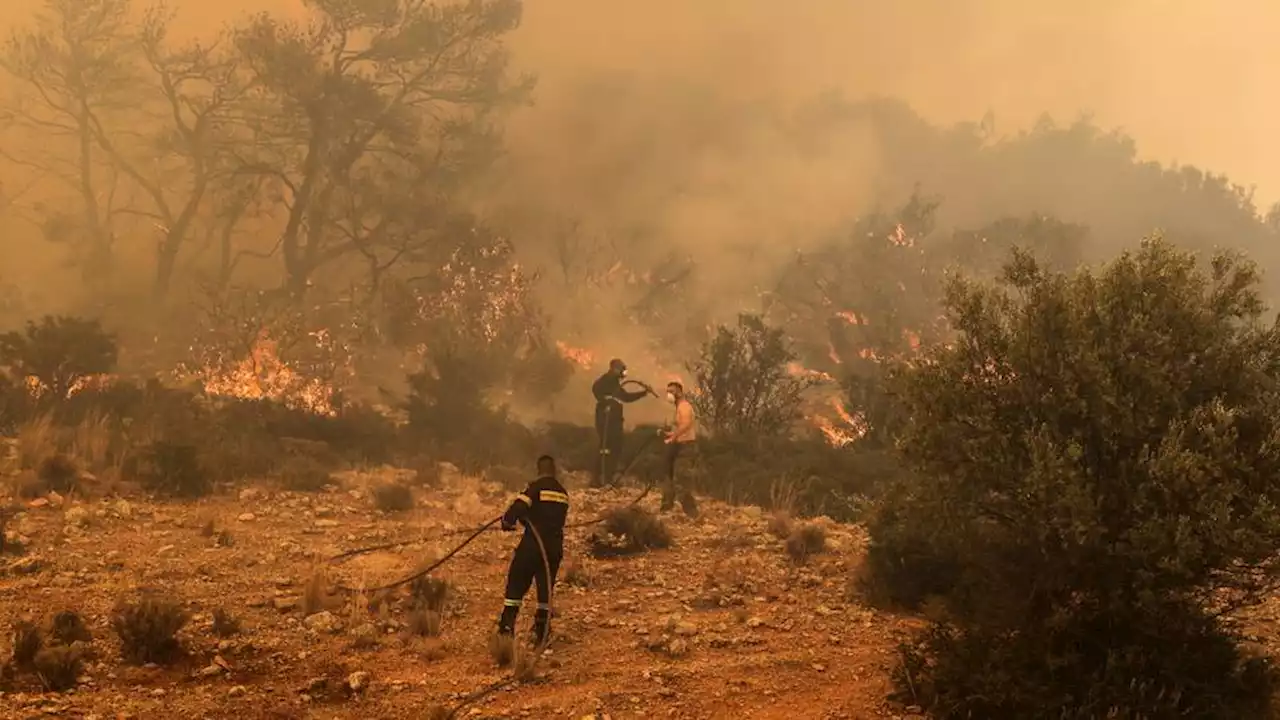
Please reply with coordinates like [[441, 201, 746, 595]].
[[0, 0, 1276, 422]]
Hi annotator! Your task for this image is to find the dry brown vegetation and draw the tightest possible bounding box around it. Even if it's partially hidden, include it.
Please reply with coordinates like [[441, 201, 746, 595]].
[[1, 453, 909, 717]]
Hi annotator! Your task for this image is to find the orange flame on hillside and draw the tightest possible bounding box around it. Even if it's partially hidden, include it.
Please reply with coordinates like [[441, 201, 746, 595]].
[[194, 331, 337, 415], [555, 341, 595, 369]]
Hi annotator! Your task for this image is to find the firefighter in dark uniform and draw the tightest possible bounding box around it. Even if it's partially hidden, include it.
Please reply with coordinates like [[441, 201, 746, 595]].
[[497, 455, 569, 645], [591, 358, 651, 488]]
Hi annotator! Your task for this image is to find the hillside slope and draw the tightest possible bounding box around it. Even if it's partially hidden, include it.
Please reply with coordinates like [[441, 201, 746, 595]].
[[0, 467, 922, 719]]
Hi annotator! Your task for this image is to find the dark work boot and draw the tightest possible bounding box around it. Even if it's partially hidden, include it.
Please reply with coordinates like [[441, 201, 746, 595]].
[[659, 482, 675, 512], [680, 491, 699, 519], [497, 604, 519, 636], [531, 608, 551, 646]]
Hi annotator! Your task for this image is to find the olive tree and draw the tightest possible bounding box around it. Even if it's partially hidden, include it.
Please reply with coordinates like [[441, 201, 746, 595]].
[[871, 238, 1280, 718]]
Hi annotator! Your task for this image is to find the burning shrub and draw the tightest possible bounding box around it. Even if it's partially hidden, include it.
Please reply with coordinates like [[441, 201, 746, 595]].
[[112, 596, 189, 665], [687, 313, 822, 437], [129, 441, 210, 498], [373, 483, 414, 512], [591, 506, 672, 557], [0, 315, 118, 403]]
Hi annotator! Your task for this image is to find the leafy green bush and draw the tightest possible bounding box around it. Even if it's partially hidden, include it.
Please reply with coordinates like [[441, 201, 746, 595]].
[[873, 239, 1280, 717], [686, 313, 820, 436]]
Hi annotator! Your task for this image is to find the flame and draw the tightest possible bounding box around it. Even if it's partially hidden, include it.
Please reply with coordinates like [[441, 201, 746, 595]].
[[188, 330, 337, 415], [827, 341, 842, 365], [813, 394, 870, 447], [555, 341, 595, 369], [786, 361, 836, 383], [18, 373, 113, 399], [888, 223, 914, 248]]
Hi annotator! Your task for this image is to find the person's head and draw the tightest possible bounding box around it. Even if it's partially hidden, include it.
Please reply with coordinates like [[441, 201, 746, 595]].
[[666, 381, 683, 403], [536, 454, 556, 477], [609, 358, 627, 378]]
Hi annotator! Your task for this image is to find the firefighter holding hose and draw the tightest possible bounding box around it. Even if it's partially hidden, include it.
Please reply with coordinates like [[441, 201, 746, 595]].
[[590, 358, 652, 488]]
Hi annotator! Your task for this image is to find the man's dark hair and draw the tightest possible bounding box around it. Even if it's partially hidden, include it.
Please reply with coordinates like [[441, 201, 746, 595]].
[[536, 455, 556, 476], [667, 381, 683, 392]]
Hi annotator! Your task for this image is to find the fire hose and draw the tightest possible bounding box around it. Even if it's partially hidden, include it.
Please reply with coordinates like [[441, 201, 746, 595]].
[[328, 437, 660, 717], [326, 385, 667, 715]]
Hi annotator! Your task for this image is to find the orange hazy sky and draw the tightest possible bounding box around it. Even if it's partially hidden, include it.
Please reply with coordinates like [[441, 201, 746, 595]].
[[1, 0, 1274, 201]]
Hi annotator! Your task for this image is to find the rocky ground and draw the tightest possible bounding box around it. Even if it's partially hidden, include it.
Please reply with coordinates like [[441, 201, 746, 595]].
[[0, 465, 924, 720]]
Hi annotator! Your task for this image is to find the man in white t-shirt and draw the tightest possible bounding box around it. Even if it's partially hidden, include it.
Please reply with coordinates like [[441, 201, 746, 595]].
[[660, 381, 699, 518]]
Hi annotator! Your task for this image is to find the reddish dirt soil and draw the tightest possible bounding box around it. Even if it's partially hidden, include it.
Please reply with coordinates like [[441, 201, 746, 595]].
[[1, 468, 925, 719]]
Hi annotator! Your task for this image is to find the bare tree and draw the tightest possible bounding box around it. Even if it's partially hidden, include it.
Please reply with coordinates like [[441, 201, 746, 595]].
[[87, 7, 249, 299], [230, 0, 532, 297], [0, 0, 139, 278]]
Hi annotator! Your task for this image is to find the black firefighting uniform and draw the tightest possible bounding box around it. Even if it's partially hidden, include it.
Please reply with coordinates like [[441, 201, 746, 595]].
[[497, 474, 569, 643], [591, 371, 647, 486]]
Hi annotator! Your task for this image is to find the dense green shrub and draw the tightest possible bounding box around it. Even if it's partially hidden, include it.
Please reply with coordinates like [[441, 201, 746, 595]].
[[872, 239, 1280, 718], [686, 313, 820, 436]]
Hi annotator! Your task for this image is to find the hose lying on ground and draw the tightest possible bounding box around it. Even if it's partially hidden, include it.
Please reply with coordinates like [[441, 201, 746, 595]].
[[440, 521, 554, 720], [331, 517, 556, 718], [327, 432, 665, 715]]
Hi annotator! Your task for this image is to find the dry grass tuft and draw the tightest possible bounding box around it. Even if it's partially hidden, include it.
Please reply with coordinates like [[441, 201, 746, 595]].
[[17, 414, 57, 470], [767, 510, 794, 540], [406, 609, 443, 637], [33, 645, 83, 692], [211, 608, 241, 638], [591, 506, 672, 557], [11, 620, 42, 669], [488, 631, 517, 667], [302, 568, 332, 616], [785, 522, 827, 564], [111, 596, 189, 665], [50, 611, 92, 645], [562, 557, 591, 587]]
